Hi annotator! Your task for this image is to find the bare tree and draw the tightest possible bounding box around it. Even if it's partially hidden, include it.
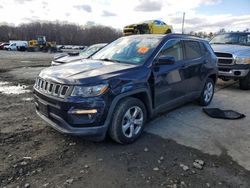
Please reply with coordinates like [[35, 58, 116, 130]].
[[0, 22, 123, 45]]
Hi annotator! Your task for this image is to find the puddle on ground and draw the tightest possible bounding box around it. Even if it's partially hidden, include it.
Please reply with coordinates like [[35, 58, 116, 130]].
[[0, 81, 31, 95]]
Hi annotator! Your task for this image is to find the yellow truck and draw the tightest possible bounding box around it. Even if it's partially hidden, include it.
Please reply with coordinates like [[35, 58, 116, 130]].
[[123, 20, 173, 36]]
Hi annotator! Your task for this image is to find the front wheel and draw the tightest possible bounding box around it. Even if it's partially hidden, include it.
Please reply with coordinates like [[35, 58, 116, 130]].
[[109, 97, 147, 144], [239, 72, 250, 90], [198, 78, 215, 106]]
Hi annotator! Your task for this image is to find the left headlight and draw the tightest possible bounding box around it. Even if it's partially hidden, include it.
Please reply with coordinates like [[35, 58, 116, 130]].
[[71, 84, 109, 97], [235, 57, 250, 64]]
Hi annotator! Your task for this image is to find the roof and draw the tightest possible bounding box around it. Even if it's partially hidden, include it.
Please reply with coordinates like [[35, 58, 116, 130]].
[[123, 33, 208, 42]]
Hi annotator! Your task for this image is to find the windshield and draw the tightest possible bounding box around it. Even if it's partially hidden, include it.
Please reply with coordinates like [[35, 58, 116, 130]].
[[91, 36, 162, 64], [210, 33, 250, 46], [80, 44, 106, 58]]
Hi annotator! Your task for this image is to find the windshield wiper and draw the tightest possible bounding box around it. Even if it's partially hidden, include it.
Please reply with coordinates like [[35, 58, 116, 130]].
[[97, 58, 123, 63], [225, 42, 238, 44], [210, 42, 225, 44]]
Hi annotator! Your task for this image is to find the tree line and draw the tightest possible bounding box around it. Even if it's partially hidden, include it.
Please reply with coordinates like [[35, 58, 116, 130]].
[[188, 28, 249, 39], [0, 22, 123, 45]]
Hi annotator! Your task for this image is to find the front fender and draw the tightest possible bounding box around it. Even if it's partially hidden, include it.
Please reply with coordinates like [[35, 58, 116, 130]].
[[104, 88, 153, 129]]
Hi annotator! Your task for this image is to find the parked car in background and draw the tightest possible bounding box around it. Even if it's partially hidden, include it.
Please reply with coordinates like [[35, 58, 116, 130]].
[[5, 40, 28, 51], [210, 32, 250, 90], [0, 43, 9, 50], [34, 34, 217, 144], [72, 45, 87, 50], [51, 43, 107, 66], [123, 20, 173, 36]]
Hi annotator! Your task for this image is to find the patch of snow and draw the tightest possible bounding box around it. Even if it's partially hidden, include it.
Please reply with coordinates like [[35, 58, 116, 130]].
[[0, 81, 31, 95], [22, 97, 33, 101]]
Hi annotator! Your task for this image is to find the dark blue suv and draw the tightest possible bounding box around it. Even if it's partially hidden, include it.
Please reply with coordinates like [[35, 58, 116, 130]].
[[34, 34, 218, 144]]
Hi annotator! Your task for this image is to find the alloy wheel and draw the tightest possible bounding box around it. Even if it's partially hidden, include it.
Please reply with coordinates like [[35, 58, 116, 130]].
[[204, 81, 214, 103], [122, 106, 144, 138]]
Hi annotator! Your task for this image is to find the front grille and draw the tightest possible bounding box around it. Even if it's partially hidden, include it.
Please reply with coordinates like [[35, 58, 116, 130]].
[[215, 52, 234, 65], [34, 78, 70, 98]]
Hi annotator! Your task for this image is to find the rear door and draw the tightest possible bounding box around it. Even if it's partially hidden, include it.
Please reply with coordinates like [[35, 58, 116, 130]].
[[182, 40, 205, 95]]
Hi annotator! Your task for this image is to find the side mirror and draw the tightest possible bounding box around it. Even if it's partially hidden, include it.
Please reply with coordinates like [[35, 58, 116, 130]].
[[157, 55, 175, 65]]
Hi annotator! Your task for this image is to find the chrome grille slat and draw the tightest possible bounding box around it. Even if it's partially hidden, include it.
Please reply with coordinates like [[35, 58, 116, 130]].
[[215, 52, 234, 65], [35, 78, 70, 98]]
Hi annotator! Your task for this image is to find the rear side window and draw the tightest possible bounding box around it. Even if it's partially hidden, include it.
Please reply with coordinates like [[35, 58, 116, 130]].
[[159, 39, 183, 61], [184, 41, 202, 59]]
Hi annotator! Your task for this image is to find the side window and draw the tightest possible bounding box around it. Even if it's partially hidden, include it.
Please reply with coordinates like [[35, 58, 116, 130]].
[[184, 41, 202, 59], [159, 39, 183, 61], [199, 42, 208, 55], [154, 20, 161, 25]]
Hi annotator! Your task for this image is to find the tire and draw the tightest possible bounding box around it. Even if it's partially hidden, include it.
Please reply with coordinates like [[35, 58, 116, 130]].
[[109, 97, 147, 144], [198, 78, 215, 106], [165, 29, 172, 34], [239, 72, 250, 90]]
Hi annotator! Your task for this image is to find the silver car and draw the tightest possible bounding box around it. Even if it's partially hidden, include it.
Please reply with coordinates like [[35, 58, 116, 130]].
[[51, 43, 107, 66]]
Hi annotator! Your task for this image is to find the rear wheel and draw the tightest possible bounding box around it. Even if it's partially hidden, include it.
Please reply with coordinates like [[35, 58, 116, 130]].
[[198, 78, 215, 106], [109, 97, 147, 144], [239, 72, 250, 90], [165, 29, 172, 34]]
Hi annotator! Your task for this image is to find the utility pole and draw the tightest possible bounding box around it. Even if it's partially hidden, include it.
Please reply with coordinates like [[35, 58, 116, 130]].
[[182, 12, 185, 34]]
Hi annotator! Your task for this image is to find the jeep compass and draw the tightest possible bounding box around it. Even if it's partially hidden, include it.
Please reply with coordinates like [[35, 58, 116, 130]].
[[34, 34, 218, 144]]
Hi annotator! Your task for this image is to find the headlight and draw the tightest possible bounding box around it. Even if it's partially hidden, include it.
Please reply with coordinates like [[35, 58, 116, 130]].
[[235, 57, 250, 64], [71, 84, 109, 97]]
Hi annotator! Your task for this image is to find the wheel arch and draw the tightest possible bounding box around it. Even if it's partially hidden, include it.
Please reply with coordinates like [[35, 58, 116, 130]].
[[106, 89, 153, 129], [129, 92, 153, 119], [208, 73, 218, 84]]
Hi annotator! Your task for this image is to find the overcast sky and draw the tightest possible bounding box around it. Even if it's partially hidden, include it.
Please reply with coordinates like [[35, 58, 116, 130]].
[[0, 0, 249, 33]]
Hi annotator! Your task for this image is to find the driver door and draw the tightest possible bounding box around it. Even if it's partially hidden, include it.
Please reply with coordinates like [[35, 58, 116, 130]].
[[153, 39, 187, 108]]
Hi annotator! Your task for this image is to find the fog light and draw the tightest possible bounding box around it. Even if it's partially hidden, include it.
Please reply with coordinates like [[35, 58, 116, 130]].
[[234, 71, 241, 76], [68, 109, 97, 114]]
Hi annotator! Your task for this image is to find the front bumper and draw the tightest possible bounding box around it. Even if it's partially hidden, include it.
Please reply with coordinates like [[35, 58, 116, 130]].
[[123, 28, 137, 35], [34, 90, 110, 140], [36, 110, 108, 140], [218, 64, 250, 79]]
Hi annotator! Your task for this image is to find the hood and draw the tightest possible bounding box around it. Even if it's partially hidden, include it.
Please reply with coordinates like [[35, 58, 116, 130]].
[[211, 44, 250, 57], [39, 59, 137, 85]]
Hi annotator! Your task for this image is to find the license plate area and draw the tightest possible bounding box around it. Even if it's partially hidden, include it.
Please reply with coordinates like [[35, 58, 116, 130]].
[[38, 101, 49, 117]]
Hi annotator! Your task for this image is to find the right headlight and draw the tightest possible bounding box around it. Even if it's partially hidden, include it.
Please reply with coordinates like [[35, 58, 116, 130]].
[[235, 57, 250, 64], [71, 84, 109, 97]]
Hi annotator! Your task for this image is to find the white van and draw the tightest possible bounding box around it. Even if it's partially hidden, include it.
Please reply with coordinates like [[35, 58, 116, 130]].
[[5, 41, 28, 51]]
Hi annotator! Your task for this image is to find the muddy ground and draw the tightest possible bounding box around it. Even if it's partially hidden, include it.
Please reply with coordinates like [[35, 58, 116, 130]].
[[0, 51, 250, 188]]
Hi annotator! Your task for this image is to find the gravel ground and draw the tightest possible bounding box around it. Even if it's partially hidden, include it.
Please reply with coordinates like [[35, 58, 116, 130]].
[[0, 51, 249, 188]]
